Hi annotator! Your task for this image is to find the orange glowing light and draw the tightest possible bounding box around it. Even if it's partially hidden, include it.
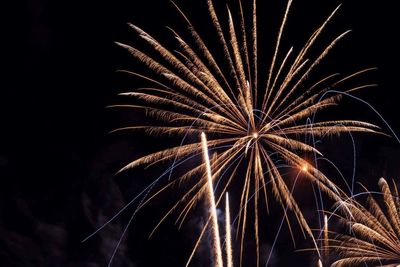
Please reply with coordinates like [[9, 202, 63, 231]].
[[301, 164, 308, 172]]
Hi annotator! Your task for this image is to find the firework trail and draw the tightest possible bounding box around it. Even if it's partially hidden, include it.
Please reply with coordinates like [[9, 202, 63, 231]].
[[225, 193, 233, 267], [323, 214, 329, 265], [201, 132, 224, 267]]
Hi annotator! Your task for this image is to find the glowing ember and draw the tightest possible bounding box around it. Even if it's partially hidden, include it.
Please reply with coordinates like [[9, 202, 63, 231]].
[[301, 164, 308, 172]]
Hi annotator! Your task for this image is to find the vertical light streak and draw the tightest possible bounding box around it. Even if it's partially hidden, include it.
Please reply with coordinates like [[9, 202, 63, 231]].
[[317, 259, 323, 267], [323, 214, 329, 265], [225, 193, 233, 267], [201, 132, 224, 267]]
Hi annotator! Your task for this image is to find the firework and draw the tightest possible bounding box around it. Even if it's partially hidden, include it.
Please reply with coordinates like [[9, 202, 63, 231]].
[[329, 178, 400, 266], [226, 193, 233, 267], [323, 214, 329, 265], [201, 133, 224, 267], [112, 0, 382, 264]]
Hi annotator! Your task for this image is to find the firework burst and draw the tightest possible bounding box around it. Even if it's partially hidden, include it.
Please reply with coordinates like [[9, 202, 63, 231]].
[[329, 178, 400, 267], [111, 0, 382, 264]]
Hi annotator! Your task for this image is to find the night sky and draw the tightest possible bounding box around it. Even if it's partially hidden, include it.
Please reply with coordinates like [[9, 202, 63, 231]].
[[1, 0, 400, 266]]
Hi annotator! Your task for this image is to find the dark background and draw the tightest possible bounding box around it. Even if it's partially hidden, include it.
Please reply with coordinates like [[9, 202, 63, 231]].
[[1, 0, 399, 266]]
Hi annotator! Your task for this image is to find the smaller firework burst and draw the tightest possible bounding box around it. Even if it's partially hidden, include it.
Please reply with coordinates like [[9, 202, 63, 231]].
[[329, 178, 400, 267]]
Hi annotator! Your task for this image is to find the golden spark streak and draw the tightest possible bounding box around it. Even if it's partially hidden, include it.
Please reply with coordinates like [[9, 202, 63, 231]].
[[323, 214, 329, 265], [226, 193, 233, 267], [201, 132, 224, 267]]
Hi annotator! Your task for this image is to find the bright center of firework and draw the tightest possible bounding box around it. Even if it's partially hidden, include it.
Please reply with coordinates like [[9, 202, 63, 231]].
[[252, 133, 258, 138], [301, 165, 308, 172]]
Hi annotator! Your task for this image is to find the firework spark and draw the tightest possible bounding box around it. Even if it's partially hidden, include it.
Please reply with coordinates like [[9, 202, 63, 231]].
[[329, 178, 400, 266], [112, 0, 382, 264]]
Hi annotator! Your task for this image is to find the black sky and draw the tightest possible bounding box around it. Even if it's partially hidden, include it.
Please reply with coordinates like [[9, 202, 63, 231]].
[[1, 0, 400, 266]]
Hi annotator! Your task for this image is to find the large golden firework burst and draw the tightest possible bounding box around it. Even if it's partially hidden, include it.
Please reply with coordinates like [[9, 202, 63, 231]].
[[112, 0, 382, 265], [329, 178, 400, 267]]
